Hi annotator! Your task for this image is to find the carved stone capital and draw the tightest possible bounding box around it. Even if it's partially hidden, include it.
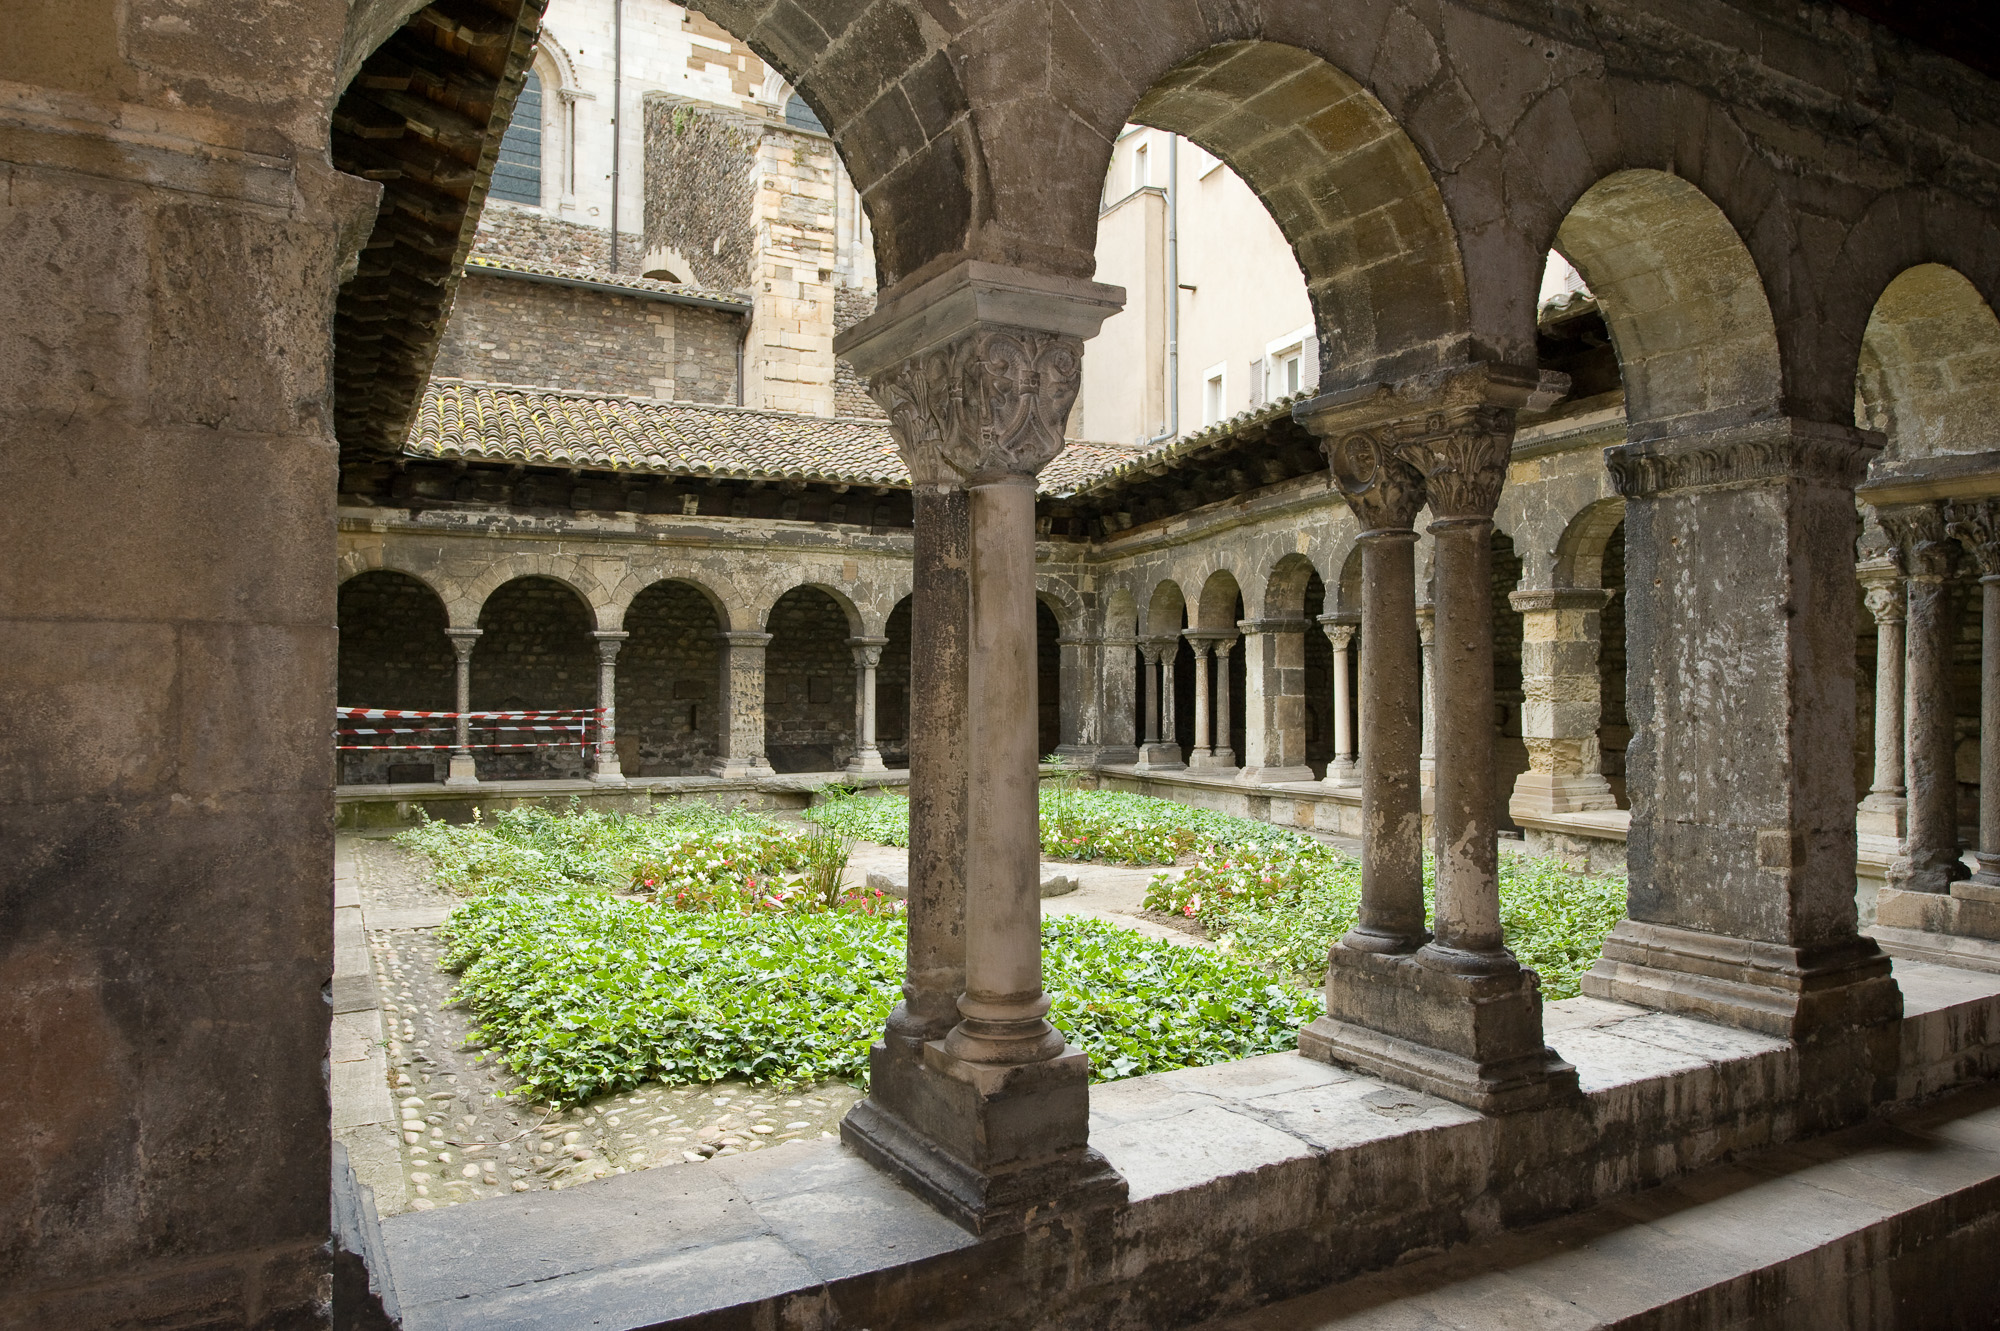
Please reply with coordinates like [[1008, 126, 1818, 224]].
[[1319, 621, 1357, 651], [1945, 498, 2000, 578], [834, 260, 1124, 488], [1318, 429, 1428, 531], [591, 630, 628, 664], [1606, 417, 1881, 498], [1394, 406, 1515, 521], [1862, 580, 1906, 627], [1881, 503, 1955, 582]]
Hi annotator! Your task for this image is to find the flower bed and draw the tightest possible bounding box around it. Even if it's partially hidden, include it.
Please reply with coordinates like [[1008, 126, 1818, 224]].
[[441, 894, 1323, 1104]]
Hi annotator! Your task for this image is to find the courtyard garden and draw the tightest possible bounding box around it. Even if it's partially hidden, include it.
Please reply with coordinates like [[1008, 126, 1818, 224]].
[[392, 792, 1626, 1111]]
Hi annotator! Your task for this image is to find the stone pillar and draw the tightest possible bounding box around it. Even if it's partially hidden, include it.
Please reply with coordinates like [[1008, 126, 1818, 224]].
[[445, 627, 482, 786], [1417, 602, 1438, 790], [1053, 634, 1102, 762], [1136, 641, 1184, 768], [710, 630, 776, 779], [1297, 365, 1578, 1114], [1187, 636, 1214, 764], [846, 635, 890, 777], [834, 259, 1126, 1234], [1212, 635, 1239, 768], [1855, 556, 1908, 839], [1098, 634, 1141, 764], [1237, 618, 1314, 783], [589, 631, 628, 783], [1884, 504, 1966, 894], [1585, 418, 1898, 1102], [1508, 589, 1617, 819], [1949, 501, 2000, 891], [1319, 617, 1359, 787]]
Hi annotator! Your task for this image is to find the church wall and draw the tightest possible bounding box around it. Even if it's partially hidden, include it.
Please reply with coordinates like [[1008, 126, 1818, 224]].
[[621, 581, 724, 776], [432, 271, 740, 402], [765, 588, 858, 772]]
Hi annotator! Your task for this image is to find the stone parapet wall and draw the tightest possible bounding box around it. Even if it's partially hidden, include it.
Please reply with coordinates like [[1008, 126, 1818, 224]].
[[432, 272, 739, 402]]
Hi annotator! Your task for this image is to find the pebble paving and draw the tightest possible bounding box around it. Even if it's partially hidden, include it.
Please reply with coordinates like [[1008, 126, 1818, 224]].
[[351, 835, 862, 1216]]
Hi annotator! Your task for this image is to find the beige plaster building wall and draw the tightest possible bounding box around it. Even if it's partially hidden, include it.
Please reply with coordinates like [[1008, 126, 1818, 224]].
[[1078, 127, 1316, 444]]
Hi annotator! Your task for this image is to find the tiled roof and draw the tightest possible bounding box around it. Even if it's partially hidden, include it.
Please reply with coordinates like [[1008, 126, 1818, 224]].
[[406, 380, 1256, 495], [1049, 394, 1312, 497], [463, 254, 750, 308]]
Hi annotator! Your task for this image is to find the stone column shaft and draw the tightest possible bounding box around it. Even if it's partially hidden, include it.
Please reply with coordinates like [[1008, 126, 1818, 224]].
[[1213, 638, 1238, 768], [1891, 505, 1964, 893], [1189, 637, 1214, 763], [1320, 618, 1359, 788], [846, 635, 890, 777], [1424, 518, 1505, 960], [710, 630, 776, 779], [1856, 558, 1907, 839], [1945, 502, 2000, 890], [1348, 533, 1425, 947], [1417, 603, 1437, 790], [590, 631, 627, 784], [445, 628, 481, 786]]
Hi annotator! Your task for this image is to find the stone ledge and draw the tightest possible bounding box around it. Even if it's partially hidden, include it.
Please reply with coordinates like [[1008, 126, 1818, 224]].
[[374, 958, 2000, 1330]]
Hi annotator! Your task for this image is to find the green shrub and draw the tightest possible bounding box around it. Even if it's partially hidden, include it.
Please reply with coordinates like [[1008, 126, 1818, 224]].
[[440, 894, 1323, 1104]]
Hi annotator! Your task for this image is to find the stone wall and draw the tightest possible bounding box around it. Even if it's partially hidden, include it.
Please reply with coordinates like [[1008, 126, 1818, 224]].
[[643, 98, 758, 291], [621, 581, 723, 776], [764, 587, 856, 772], [337, 570, 456, 785], [835, 286, 884, 419], [472, 204, 640, 274], [471, 577, 599, 780], [432, 272, 740, 402]]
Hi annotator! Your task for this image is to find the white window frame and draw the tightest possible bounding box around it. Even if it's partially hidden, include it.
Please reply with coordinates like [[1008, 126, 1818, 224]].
[[1132, 139, 1150, 192], [1190, 142, 1224, 179], [1201, 363, 1228, 428], [1264, 325, 1317, 402]]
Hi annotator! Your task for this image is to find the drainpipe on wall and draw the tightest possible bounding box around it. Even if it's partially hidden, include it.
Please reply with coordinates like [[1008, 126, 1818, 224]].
[[609, 0, 623, 272], [735, 321, 747, 406], [1140, 131, 1180, 448]]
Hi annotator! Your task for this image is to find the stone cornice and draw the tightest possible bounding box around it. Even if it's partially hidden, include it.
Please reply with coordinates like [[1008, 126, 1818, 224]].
[[1606, 418, 1880, 497], [1509, 588, 1613, 613], [1857, 449, 2000, 507]]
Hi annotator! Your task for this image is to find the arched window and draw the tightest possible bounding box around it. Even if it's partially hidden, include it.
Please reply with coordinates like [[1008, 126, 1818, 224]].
[[492, 71, 543, 205], [783, 92, 824, 134]]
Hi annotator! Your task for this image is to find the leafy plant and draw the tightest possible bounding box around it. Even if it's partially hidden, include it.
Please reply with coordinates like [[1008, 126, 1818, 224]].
[[439, 893, 1325, 1105]]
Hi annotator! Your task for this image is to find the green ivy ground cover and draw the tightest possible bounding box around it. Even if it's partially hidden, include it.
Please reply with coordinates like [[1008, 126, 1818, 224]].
[[441, 895, 1323, 1104], [806, 787, 1310, 866], [1146, 841, 1627, 1001]]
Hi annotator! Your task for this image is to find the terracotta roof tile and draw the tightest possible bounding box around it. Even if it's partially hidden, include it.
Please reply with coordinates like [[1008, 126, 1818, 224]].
[[463, 254, 750, 306]]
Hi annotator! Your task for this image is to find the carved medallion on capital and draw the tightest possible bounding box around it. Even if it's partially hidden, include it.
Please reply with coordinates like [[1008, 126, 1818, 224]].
[[1319, 430, 1427, 532], [868, 328, 1085, 486]]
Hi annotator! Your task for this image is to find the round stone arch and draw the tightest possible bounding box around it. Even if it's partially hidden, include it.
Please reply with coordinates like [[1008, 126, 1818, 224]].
[[1332, 541, 1365, 617], [1261, 552, 1324, 622], [1194, 568, 1245, 633], [452, 555, 617, 633], [1035, 576, 1087, 639], [1102, 586, 1141, 643], [1553, 169, 1783, 433], [336, 547, 450, 606], [1144, 579, 1189, 637], [606, 568, 741, 635], [1552, 498, 1629, 592], [754, 581, 865, 637], [1855, 264, 2000, 463]]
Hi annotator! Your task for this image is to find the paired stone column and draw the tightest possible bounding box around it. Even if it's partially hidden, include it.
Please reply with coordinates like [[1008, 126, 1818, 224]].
[[1507, 588, 1617, 819], [1855, 556, 1908, 839], [1187, 635, 1215, 765], [1237, 617, 1314, 783], [846, 635, 890, 777], [590, 630, 628, 784], [1319, 617, 1359, 787], [444, 627, 481, 786], [834, 260, 1126, 1234], [1585, 418, 1898, 1111], [1949, 501, 2000, 892], [1882, 504, 1966, 894], [1297, 364, 1577, 1114], [710, 630, 776, 779], [1212, 635, 1238, 768], [1135, 640, 1184, 768]]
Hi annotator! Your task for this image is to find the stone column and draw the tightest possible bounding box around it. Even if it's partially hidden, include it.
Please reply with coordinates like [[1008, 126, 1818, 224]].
[[1212, 635, 1239, 768], [1186, 635, 1215, 766], [1159, 637, 1181, 757], [1507, 588, 1617, 819], [590, 631, 628, 784], [710, 630, 776, 779], [1237, 618, 1314, 783], [846, 635, 890, 777], [444, 627, 481, 786], [1883, 504, 1965, 894], [1319, 617, 1359, 787], [1417, 602, 1437, 790], [1053, 635, 1101, 762], [1855, 556, 1908, 839], [1586, 417, 1898, 1109], [833, 260, 1126, 1234], [1297, 365, 1577, 1115], [1949, 501, 2000, 892], [1136, 641, 1183, 768]]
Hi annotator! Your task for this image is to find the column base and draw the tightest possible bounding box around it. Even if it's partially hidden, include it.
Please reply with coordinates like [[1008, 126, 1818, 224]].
[[1508, 771, 1616, 819], [1237, 764, 1315, 785], [1855, 793, 1908, 839], [710, 758, 776, 779], [1581, 919, 1901, 1040], [1876, 882, 2000, 943], [1135, 743, 1185, 770], [1299, 946, 1578, 1115], [840, 1037, 1126, 1236], [1321, 757, 1359, 789], [845, 749, 889, 779], [443, 755, 479, 787], [1187, 750, 1235, 771], [1887, 849, 1971, 895], [590, 765, 627, 785]]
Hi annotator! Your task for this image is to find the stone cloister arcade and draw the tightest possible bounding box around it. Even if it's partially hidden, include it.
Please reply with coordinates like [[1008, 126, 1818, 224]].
[[11, 0, 2000, 1325]]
